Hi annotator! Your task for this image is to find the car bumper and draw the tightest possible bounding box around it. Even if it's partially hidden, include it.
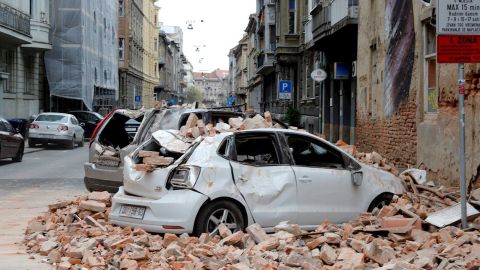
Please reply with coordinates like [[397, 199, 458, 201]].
[[29, 133, 72, 143], [84, 162, 123, 192], [109, 187, 208, 234]]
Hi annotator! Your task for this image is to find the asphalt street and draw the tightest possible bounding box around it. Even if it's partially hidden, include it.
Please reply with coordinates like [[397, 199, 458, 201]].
[[0, 144, 89, 269]]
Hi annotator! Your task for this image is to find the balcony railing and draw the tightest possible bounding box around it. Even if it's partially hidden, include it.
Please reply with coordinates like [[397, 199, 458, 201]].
[[0, 3, 31, 36]]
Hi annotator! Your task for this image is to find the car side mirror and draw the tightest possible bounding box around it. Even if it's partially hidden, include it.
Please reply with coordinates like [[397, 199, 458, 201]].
[[351, 171, 363, 186], [80, 122, 85, 127]]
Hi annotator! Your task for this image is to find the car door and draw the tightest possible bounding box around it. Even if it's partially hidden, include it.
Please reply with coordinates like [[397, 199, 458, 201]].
[[0, 120, 9, 158], [0, 120, 19, 158], [71, 117, 83, 140], [284, 133, 363, 226], [229, 132, 298, 227]]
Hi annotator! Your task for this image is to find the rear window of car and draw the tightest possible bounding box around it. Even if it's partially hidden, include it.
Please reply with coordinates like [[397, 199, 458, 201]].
[[35, 115, 68, 123]]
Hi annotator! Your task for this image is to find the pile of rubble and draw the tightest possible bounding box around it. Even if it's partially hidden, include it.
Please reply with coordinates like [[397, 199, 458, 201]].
[[133, 150, 175, 172], [24, 182, 480, 270], [334, 140, 400, 176], [179, 112, 285, 140], [92, 145, 122, 167]]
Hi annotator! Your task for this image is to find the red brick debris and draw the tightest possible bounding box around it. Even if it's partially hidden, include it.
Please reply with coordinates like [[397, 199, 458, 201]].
[[23, 146, 480, 269]]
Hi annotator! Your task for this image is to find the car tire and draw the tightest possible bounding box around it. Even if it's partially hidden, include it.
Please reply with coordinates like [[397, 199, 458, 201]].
[[194, 200, 245, 236], [28, 139, 37, 148], [78, 135, 84, 147], [12, 143, 24, 162], [68, 136, 75, 149], [368, 193, 394, 212]]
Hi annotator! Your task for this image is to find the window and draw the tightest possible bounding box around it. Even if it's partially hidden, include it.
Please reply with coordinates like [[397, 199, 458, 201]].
[[0, 120, 8, 132], [233, 134, 279, 165], [93, 12, 96, 33], [217, 137, 231, 158], [288, 0, 296, 34], [104, 18, 107, 38], [424, 24, 437, 113], [286, 134, 345, 168], [70, 117, 79, 125], [119, 0, 124, 16]]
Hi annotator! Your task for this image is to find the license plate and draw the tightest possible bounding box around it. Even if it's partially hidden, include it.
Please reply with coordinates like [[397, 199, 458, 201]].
[[119, 205, 146, 219], [125, 127, 137, 132]]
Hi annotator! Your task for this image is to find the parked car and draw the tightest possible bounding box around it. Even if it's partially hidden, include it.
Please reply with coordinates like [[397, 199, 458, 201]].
[[69, 111, 104, 138], [84, 107, 257, 193], [28, 113, 85, 149], [0, 117, 24, 162], [109, 128, 405, 235]]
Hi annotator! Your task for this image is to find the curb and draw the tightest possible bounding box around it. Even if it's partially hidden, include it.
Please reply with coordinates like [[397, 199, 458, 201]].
[[24, 148, 45, 154]]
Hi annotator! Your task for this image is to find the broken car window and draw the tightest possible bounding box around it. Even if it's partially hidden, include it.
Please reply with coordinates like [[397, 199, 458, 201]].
[[286, 134, 344, 168], [233, 134, 279, 165]]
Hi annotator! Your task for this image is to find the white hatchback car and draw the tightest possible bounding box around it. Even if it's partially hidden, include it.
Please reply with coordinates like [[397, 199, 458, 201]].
[[28, 112, 85, 149], [110, 129, 405, 235]]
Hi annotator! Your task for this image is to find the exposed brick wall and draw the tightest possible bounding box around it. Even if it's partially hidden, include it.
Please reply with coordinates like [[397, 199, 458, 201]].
[[355, 97, 417, 169]]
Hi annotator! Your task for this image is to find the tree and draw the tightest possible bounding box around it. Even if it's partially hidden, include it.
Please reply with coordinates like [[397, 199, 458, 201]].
[[186, 86, 204, 103]]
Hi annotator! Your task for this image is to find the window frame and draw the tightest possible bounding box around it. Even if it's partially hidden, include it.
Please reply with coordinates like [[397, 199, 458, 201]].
[[423, 23, 438, 114], [288, 0, 297, 34], [283, 132, 347, 169], [230, 132, 286, 166]]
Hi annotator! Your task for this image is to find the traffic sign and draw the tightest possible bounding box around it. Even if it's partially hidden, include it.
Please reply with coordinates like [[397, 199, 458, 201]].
[[278, 80, 292, 100], [134, 95, 141, 102], [311, 69, 327, 82], [437, 35, 480, 63], [437, 0, 480, 35]]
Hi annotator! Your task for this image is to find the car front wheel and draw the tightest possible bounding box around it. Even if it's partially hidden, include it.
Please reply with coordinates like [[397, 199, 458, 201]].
[[194, 200, 245, 236]]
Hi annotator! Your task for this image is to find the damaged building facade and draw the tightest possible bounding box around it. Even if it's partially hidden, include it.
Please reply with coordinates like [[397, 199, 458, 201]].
[[356, 1, 480, 186]]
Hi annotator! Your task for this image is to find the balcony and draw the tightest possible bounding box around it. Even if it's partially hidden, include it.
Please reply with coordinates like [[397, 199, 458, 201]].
[[311, 0, 358, 40], [256, 52, 275, 75], [0, 3, 31, 39]]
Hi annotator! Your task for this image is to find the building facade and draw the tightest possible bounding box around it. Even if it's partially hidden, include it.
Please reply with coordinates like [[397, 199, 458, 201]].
[[0, 0, 51, 118], [46, 0, 118, 114], [156, 25, 190, 105], [118, 0, 159, 109], [356, 0, 480, 186], [228, 35, 249, 107], [193, 69, 229, 107]]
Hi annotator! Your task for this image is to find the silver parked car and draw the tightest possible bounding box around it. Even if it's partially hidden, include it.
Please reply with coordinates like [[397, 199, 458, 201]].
[[28, 113, 85, 149], [110, 129, 405, 235]]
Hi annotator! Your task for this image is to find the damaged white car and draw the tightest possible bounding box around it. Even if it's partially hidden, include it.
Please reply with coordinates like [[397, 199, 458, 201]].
[[110, 129, 405, 235]]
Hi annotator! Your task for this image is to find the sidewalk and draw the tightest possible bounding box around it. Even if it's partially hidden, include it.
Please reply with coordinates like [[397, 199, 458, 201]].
[[0, 183, 86, 269]]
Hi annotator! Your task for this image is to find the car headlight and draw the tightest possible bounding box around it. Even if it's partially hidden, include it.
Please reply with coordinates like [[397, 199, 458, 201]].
[[168, 165, 201, 189]]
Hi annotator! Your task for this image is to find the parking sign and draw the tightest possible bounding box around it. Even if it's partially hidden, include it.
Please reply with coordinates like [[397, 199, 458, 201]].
[[279, 80, 292, 99]]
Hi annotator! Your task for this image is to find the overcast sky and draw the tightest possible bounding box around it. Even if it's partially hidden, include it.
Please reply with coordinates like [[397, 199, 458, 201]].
[[157, 0, 256, 72]]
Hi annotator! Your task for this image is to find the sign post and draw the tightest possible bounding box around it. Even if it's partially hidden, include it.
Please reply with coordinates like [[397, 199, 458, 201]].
[[278, 80, 292, 100], [436, 0, 480, 229]]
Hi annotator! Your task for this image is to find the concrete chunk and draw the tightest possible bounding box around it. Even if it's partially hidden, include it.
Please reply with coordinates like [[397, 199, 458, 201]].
[[79, 200, 106, 213]]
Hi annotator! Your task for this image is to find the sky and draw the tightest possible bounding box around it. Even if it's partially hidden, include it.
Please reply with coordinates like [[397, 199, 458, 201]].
[[156, 0, 256, 72]]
